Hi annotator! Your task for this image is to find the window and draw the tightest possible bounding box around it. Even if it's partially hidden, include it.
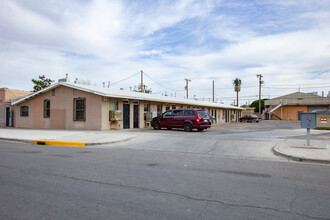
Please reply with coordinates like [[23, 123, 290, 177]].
[[44, 99, 50, 118], [172, 105, 176, 109], [52, 89, 55, 96], [73, 98, 86, 121], [166, 105, 170, 111], [109, 101, 117, 111], [144, 104, 150, 112], [173, 110, 184, 116], [20, 106, 29, 117], [197, 110, 209, 117], [184, 110, 195, 116], [163, 111, 172, 117]]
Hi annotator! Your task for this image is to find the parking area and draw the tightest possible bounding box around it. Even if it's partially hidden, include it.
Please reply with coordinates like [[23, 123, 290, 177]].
[[129, 120, 302, 136], [1, 120, 328, 161], [108, 120, 330, 161]]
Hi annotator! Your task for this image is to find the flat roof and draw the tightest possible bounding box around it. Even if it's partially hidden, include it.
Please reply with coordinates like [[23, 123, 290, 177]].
[[12, 82, 244, 110]]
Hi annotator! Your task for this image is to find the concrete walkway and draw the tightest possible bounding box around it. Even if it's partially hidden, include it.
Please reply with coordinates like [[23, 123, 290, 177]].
[[273, 138, 330, 164], [0, 128, 136, 146]]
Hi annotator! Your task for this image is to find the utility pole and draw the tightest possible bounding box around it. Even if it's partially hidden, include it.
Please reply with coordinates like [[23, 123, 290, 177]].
[[257, 74, 263, 117], [184, 78, 191, 99], [141, 70, 143, 93], [212, 80, 215, 102]]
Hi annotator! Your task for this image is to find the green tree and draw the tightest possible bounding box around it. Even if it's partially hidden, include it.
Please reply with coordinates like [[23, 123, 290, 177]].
[[233, 78, 242, 106], [31, 75, 54, 92], [250, 99, 268, 113]]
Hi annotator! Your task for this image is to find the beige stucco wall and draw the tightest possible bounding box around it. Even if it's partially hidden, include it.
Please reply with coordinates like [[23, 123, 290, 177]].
[[14, 86, 103, 130]]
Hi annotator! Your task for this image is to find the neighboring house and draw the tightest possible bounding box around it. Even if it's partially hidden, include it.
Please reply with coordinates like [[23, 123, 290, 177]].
[[265, 92, 330, 121], [0, 88, 32, 127], [10, 81, 244, 130], [240, 105, 256, 116]]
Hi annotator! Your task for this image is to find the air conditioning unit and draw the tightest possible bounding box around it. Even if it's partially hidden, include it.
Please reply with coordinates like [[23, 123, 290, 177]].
[[144, 112, 153, 121], [109, 110, 123, 121], [115, 110, 123, 121], [109, 110, 115, 121], [152, 112, 158, 118]]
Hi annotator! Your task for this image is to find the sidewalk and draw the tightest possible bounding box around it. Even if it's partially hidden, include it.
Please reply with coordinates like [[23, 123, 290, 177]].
[[273, 137, 330, 164], [0, 128, 137, 146]]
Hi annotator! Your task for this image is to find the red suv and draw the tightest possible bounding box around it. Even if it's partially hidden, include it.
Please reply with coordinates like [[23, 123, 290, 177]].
[[151, 109, 211, 132]]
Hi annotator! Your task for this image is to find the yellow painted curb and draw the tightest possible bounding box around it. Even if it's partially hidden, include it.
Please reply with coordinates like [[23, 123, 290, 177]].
[[34, 140, 86, 147]]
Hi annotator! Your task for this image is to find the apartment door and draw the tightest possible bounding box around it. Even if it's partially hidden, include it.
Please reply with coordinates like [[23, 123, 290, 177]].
[[133, 104, 139, 128], [123, 103, 130, 129], [6, 107, 10, 126], [214, 109, 217, 123]]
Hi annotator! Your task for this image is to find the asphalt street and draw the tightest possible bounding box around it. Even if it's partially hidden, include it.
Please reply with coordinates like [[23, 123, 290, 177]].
[[1, 121, 330, 219]]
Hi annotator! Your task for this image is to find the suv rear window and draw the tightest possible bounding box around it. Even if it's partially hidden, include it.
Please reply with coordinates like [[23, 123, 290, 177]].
[[197, 110, 209, 118], [184, 110, 195, 116]]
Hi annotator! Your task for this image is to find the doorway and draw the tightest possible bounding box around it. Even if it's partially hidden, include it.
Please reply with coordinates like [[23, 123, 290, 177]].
[[133, 103, 139, 128], [123, 103, 130, 129], [6, 107, 11, 127]]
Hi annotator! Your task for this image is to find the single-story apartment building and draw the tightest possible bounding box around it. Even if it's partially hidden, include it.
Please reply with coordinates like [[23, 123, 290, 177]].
[[10, 81, 244, 130], [265, 92, 330, 121]]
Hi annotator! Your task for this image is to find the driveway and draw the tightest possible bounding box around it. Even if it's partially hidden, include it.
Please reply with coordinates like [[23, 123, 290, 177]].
[[101, 121, 329, 161]]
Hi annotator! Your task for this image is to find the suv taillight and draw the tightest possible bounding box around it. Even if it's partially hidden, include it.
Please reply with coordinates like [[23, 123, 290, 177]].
[[196, 117, 200, 122]]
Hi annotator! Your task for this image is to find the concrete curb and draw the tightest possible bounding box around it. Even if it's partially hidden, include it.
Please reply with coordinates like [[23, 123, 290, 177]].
[[34, 140, 86, 147], [85, 136, 136, 146], [1, 135, 135, 147], [272, 144, 330, 164], [0, 138, 34, 144]]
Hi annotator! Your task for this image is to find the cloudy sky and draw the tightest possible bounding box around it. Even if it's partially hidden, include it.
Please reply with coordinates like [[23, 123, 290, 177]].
[[1, 0, 330, 105]]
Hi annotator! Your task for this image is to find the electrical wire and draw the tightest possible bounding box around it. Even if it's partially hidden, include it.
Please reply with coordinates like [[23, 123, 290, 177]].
[[144, 72, 183, 92], [110, 72, 140, 86], [263, 85, 330, 89]]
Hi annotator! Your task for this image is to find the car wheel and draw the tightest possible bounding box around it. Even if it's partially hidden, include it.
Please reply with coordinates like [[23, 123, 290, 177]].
[[167, 128, 172, 130], [184, 123, 193, 132], [153, 121, 161, 130], [240, 120, 242, 122], [197, 128, 204, 132]]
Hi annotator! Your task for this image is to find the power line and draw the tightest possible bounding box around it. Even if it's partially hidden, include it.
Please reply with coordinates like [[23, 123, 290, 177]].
[[265, 82, 330, 87], [263, 85, 330, 89], [111, 72, 140, 86], [144, 72, 181, 92]]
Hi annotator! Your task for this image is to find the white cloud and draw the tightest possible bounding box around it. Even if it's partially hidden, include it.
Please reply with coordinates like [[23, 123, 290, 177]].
[[0, 0, 330, 104]]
